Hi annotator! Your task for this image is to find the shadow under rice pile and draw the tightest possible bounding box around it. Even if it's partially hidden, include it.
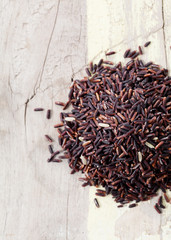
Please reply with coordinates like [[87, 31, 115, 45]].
[[51, 44, 171, 213]]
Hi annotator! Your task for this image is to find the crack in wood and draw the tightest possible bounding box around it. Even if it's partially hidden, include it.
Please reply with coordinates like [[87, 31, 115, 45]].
[[23, 0, 61, 136], [8, 76, 13, 95], [162, 0, 167, 68], [24, 94, 35, 136], [34, 0, 61, 95]]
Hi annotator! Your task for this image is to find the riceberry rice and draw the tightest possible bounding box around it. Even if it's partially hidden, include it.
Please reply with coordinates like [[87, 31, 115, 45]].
[[144, 41, 151, 47], [106, 51, 116, 56], [154, 203, 162, 214], [129, 203, 137, 208], [48, 144, 54, 154], [34, 108, 44, 111], [43, 42, 171, 214], [123, 49, 130, 58], [45, 135, 53, 142], [55, 101, 65, 106], [94, 198, 100, 208], [52, 159, 62, 163], [138, 46, 143, 55], [164, 193, 170, 203], [158, 196, 165, 209], [47, 109, 51, 119]]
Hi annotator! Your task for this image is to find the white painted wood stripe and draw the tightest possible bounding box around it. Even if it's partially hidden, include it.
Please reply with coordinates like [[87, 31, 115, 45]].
[[87, 1, 171, 239]]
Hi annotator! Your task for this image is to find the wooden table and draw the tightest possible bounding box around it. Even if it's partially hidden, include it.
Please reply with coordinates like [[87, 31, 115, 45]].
[[0, 0, 170, 239]]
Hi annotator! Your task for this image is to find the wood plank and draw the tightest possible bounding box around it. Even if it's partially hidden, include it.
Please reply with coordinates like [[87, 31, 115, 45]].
[[0, 0, 170, 239], [0, 0, 88, 240], [87, 0, 170, 240]]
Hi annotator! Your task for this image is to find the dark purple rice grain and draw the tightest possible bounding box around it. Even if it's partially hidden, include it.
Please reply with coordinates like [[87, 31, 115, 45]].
[[47, 109, 51, 119], [90, 62, 93, 72], [82, 182, 89, 187], [144, 41, 151, 47], [47, 151, 60, 162], [45, 134, 53, 142], [85, 68, 91, 77], [155, 141, 164, 150], [164, 193, 170, 203], [158, 196, 162, 206], [70, 169, 76, 174], [59, 156, 68, 159], [63, 100, 70, 110], [95, 192, 106, 197], [158, 196, 165, 208], [52, 159, 62, 163], [34, 108, 44, 111], [94, 198, 100, 208], [160, 204, 166, 209], [48, 144, 54, 154], [97, 59, 103, 68], [154, 203, 162, 214], [144, 61, 153, 67], [117, 204, 124, 208], [132, 52, 140, 59], [55, 101, 65, 106], [129, 203, 137, 208], [68, 88, 74, 100], [123, 49, 130, 58], [106, 51, 116, 56], [138, 46, 143, 55], [128, 50, 136, 58], [54, 123, 64, 128], [93, 64, 97, 73], [96, 189, 106, 194]]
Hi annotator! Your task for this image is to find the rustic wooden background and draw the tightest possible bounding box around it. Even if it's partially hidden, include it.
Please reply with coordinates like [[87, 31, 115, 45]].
[[0, 0, 170, 239]]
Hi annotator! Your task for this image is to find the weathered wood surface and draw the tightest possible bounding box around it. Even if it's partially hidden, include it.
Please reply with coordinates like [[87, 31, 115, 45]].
[[0, 0, 170, 239]]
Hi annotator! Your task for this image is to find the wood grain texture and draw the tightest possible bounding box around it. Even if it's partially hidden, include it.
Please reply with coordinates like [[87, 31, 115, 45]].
[[0, 1, 88, 240], [0, 0, 170, 240]]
